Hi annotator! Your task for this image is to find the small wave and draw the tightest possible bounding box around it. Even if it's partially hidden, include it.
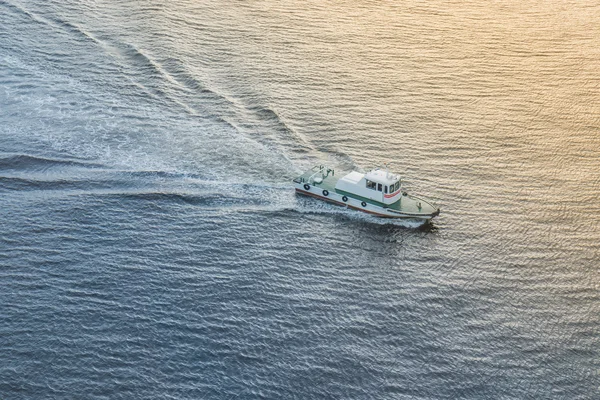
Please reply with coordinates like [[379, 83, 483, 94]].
[[123, 170, 208, 180], [117, 43, 163, 77], [159, 58, 215, 95], [0, 1, 41, 24], [249, 105, 318, 157], [0, 1, 99, 46], [98, 40, 222, 116], [0, 176, 76, 191], [0, 154, 104, 171], [116, 191, 265, 208], [43, 15, 100, 45], [250, 105, 294, 135], [0, 176, 122, 192]]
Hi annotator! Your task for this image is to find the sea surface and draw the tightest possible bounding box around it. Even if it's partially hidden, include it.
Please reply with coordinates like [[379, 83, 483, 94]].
[[1, 1, 599, 398]]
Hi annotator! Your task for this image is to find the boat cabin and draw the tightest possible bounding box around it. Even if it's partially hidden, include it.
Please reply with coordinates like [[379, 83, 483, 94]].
[[335, 168, 402, 205]]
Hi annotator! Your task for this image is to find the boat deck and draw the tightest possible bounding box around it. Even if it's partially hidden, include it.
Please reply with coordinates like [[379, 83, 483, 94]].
[[294, 167, 338, 191], [294, 167, 437, 215]]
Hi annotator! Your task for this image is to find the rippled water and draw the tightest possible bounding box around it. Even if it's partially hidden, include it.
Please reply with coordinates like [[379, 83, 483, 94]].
[[1, 1, 599, 398]]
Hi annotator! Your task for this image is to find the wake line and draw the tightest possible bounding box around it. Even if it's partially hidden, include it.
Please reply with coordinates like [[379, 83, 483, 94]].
[[0, 154, 104, 171]]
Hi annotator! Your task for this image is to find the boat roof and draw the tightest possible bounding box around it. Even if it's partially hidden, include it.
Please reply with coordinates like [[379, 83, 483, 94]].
[[365, 168, 399, 185], [340, 171, 364, 184]]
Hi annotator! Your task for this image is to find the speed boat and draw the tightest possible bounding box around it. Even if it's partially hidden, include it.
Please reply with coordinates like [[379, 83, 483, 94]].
[[293, 165, 440, 220]]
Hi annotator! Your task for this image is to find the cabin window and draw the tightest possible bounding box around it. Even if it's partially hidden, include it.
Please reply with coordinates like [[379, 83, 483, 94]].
[[366, 180, 376, 190], [377, 183, 382, 192], [395, 181, 400, 192], [384, 185, 388, 194]]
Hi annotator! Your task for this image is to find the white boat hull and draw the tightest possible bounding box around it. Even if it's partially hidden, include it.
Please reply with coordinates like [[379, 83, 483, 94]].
[[294, 182, 439, 220]]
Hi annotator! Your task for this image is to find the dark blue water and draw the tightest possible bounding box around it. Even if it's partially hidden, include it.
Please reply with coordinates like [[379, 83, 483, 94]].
[[1, 1, 599, 398]]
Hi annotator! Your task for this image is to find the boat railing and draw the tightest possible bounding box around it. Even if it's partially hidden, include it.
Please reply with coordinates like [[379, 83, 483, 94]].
[[307, 165, 334, 184], [294, 165, 335, 185]]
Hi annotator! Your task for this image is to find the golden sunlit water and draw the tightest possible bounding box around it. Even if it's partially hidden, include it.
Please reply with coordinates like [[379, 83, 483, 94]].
[[1, 0, 599, 398]]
